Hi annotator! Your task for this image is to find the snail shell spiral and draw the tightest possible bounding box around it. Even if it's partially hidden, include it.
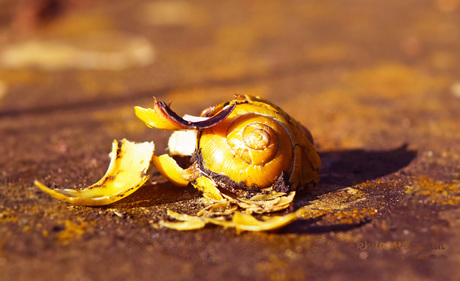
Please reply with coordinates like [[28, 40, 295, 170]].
[[198, 100, 314, 192]]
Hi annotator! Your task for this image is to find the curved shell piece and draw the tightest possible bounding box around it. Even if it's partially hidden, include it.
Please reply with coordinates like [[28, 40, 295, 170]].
[[35, 139, 155, 206], [134, 98, 236, 130], [152, 154, 190, 186]]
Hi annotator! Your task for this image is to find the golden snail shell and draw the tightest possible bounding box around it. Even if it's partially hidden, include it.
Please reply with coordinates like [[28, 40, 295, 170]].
[[199, 108, 293, 189], [195, 96, 320, 194]]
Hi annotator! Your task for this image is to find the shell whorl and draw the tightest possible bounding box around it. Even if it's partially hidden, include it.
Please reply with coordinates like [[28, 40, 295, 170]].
[[227, 116, 279, 166], [199, 104, 294, 189]]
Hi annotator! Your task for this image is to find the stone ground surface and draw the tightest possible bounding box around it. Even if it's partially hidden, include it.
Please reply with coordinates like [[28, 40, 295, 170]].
[[0, 0, 459, 280]]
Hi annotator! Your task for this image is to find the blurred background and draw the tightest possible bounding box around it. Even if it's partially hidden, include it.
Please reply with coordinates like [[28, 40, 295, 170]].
[[0, 0, 459, 150], [0, 1, 459, 280], [1, 0, 459, 179]]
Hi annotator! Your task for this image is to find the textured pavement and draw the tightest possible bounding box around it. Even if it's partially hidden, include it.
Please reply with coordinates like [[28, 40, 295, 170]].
[[0, 1, 459, 280]]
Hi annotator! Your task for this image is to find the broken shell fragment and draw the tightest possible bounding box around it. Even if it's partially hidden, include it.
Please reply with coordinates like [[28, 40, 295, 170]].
[[134, 97, 236, 130], [35, 139, 155, 206]]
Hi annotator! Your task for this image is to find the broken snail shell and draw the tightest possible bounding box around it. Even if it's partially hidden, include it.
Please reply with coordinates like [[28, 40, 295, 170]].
[[197, 96, 320, 193], [134, 94, 321, 212], [35, 95, 321, 230]]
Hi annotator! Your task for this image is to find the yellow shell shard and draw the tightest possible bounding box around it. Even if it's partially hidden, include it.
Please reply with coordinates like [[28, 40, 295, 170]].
[[249, 191, 287, 201], [197, 202, 237, 217], [223, 191, 296, 214], [289, 139, 321, 188], [232, 212, 299, 233], [204, 217, 236, 228], [134, 105, 189, 130], [135, 98, 235, 131], [166, 210, 203, 222], [193, 176, 224, 201], [152, 154, 190, 186], [35, 139, 155, 206], [160, 220, 206, 231], [161, 210, 206, 230]]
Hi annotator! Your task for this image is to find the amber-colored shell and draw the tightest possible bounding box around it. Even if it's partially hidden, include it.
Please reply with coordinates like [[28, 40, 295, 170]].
[[197, 95, 320, 192]]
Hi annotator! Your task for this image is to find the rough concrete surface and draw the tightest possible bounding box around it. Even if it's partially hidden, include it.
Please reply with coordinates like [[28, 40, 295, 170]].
[[0, 0, 459, 280]]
